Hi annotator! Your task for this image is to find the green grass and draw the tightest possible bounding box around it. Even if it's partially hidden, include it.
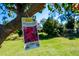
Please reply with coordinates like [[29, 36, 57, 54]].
[[0, 37, 79, 56]]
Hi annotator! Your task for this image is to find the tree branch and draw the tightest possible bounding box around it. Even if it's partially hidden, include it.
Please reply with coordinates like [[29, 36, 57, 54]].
[[0, 3, 45, 45]]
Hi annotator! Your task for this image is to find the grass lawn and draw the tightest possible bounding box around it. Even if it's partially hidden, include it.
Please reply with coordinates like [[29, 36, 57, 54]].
[[0, 37, 79, 56]]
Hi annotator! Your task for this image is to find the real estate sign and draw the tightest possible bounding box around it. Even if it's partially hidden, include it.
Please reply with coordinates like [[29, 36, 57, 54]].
[[22, 17, 39, 50]]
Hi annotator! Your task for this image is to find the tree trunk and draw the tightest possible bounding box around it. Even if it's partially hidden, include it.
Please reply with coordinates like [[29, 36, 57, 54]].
[[0, 3, 45, 45], [0, 16, 21, 45]]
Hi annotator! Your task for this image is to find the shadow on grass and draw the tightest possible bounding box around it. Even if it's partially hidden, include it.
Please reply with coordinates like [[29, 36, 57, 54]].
[[70, 34, 79, 40], [39, 33, 79, 40], [64, 34, 79, 40], [64, 34, 76, 40], [68, 37, 76, 40], [39, 33, 57, 40], [38, 32, 79, 40]]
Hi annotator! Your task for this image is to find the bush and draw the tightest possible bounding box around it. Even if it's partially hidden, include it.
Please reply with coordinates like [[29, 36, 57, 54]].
[[43, 18, 59, 37], [65, 16, 75, 29], [6, 33, 23, 41], [16, 30, 23, 37]]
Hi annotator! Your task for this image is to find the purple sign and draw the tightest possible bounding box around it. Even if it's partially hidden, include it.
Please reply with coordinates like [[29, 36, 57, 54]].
[[22, 17, 39, 50]]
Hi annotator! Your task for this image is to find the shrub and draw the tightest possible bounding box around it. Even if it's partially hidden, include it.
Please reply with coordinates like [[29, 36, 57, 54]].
[[43, 18, 59, 37]]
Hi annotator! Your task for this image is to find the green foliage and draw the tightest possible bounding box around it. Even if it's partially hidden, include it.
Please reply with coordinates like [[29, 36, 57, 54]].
[[58, 25, 64, 36], [47, 4, 52, 11], [16, 30, 23, 37], [76, 20, 79, 28], [65, 16, 75, 29], [4, 3, 15, 8], [2, 16, 9, 25], [43, 18, 59, 37], [54, 3, 59, 9], [48, 3, 77, 14], [62, 3, 72, 11]]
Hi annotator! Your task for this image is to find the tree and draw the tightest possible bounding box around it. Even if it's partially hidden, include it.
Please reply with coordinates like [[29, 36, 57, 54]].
[[65, 16, 75, 29], [47, 3, 79, 29], [16, 30, 23, 37], [47, 3, 79, 36], [43, 18, 59, 37], [0, 3, 45, 45]]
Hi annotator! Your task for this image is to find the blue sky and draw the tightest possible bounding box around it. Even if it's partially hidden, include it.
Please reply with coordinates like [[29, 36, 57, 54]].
[[34, 4, 62, 23], [0, 3, 17, 24], [34, 4, 50, 23]]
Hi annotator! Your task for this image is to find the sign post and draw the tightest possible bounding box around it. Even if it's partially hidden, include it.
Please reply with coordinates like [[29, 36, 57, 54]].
[[22, 17, 39, 50]]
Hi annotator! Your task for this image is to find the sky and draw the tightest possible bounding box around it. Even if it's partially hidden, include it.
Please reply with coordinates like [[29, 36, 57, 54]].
[[34, 4, 50, 23], [34, 4, 62, 23], [0, 3, 17, 24]]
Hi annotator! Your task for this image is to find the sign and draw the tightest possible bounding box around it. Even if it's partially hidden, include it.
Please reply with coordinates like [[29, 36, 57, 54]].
[[22, 17, 39, 50]]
